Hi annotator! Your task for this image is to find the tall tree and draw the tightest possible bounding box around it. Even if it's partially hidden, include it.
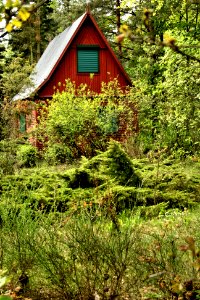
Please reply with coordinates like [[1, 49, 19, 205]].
[[119, 0, 200, 155], [8, 0, 56, 63]]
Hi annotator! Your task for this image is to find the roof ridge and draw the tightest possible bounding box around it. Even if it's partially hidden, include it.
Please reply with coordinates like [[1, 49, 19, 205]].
[[13, 11, 131, 101]]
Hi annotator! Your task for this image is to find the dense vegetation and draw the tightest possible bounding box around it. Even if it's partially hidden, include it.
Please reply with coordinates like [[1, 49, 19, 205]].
[[0, 0, 200, 299], [0, 139, 199, 299], [1, 141, 200, 214]]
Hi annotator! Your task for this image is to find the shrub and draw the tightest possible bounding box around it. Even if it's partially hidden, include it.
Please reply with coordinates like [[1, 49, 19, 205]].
[[103, 141, 141, 186], [26, 212, 143, 300], [44, 143, 72, 165], [1, 186, 200, 299], [0, 153, 15, 175], [0, 139, 18, 174], [17, 144, 38, 167], [37, 79, 137, 159], [1, 147, 199, 216]]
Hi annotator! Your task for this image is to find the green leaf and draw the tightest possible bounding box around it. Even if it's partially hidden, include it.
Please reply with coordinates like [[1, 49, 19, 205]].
[[0, 276, 7, 288], [5, 0, 12, 9], [0, 296, 12, 300]]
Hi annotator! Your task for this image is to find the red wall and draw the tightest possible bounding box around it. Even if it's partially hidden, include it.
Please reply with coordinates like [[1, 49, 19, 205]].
[[39, 18, 130, 98]]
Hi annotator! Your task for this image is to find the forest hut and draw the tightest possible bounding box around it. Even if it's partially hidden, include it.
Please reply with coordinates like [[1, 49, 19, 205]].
[[13, 10, 134, 140]]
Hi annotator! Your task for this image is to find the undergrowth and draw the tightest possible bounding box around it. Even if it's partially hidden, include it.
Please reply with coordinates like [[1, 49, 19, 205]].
[[0, 141, 199, 216], [0, 205, 200, 299], [0, 141, 200, 299]]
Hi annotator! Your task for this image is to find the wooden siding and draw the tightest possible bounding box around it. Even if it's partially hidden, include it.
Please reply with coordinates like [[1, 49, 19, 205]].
[[72, 18, 106, 47], [39, 18, 129, 98]]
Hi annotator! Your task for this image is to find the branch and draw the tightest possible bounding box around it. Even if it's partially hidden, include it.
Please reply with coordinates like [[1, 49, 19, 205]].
[[165, 41, 200, 63], [0, 0, 49, 40], [0, 31, 8, 40], [30, 0, 49, 13], [116, 8, 200, 64]]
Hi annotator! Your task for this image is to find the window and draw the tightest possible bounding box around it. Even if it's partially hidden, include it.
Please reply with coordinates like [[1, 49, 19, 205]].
[[19, 114, 26, 133], [77, 45, 99, 73]]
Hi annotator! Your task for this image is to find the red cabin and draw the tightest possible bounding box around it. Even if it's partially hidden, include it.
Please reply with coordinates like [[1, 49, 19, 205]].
[[13, 11, 134, 139]]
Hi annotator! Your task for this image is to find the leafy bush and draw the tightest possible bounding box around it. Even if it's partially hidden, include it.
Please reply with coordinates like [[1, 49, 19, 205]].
[[37, 79, 137, 160], [132, 34, 200, 158], [44, 143, 72, 165], [0, 139, 18, 174], [17, 144, 38, 167]]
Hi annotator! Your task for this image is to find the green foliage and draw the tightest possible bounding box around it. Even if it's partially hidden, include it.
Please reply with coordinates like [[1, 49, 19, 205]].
[[17, 144, 38, 168], [130, 32, 200, 157], [156, 43, 200, 156], [67, 141, 141, 192], [0, 48, 34, 99], [7, 0, 57, 63], [118, 0, 200, 158], [38, 80, 136, 161], [138, 202, 169, 219], [44, 143, 72, 165], [0, 145, 199, 215], [0, 139, 18, 174], [1, 199, 200, 299], [0, 139, 40, 174], [103, 141, 141, 186]]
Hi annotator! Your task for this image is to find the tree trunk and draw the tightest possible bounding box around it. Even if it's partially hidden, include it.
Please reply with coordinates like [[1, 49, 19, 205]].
[[116, 0, 122, 57]]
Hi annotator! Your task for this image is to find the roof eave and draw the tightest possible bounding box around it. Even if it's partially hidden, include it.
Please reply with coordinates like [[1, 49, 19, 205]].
[[87, 13, 132, 86], [37, 11, 132, 93], [37, 12, 88, 92]]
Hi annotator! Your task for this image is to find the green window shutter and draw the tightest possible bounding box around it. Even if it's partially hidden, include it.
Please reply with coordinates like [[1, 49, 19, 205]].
[[77, 48, 99, 73], [19, 114, 26, 133]]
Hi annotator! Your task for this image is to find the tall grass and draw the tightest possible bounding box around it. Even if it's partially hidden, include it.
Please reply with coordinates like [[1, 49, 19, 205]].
[[0, 202, 200, 299]]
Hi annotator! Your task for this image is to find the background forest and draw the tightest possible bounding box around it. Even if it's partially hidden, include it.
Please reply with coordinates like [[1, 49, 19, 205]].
[[0, 0, 200, 299]]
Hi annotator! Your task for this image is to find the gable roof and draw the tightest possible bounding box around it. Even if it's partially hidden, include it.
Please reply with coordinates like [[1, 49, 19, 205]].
[[13, 12, 131, 101]]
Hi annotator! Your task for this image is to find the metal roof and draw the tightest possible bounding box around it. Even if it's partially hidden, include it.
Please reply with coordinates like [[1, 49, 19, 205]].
[[13, 12, 87, 101]]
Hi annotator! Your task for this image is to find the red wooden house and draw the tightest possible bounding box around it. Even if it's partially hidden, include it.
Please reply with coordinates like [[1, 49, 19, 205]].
[[13, 10, 133, 138]]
